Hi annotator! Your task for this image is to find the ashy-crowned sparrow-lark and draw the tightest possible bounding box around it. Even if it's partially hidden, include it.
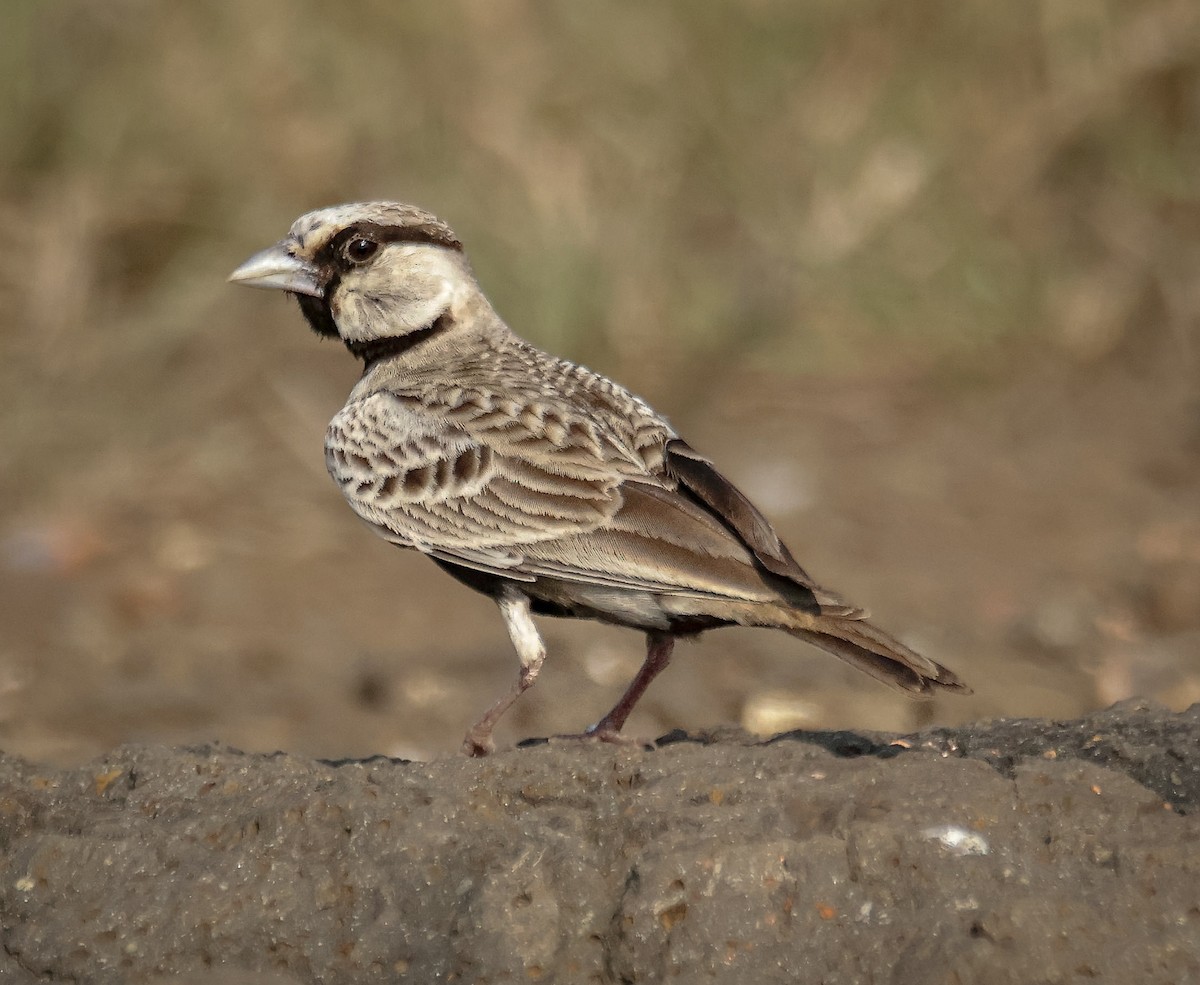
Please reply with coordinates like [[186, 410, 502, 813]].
[[230, 202, 968, 755]]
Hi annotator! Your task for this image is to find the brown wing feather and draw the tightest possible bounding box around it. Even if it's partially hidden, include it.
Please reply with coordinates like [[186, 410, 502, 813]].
[[664, 439, 862, 616], [327, 391, 816, 601], [664, 439, 807, 578], [517, 482, 793, 601], [325, 390, 625, 575]]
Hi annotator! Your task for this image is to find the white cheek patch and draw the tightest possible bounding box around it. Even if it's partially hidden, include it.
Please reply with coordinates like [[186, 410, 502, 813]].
[[393, 275, 454, 333], [332, 247, 461, 343]]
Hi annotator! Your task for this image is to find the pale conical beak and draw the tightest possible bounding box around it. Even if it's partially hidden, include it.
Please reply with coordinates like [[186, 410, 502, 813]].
[[228, 243, 323, 298]]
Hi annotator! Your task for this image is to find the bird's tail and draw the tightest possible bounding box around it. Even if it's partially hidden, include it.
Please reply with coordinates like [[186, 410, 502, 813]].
[[741, 596, 969, 695]]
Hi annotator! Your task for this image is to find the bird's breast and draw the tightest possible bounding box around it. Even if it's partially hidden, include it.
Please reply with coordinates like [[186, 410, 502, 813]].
[[324, 393, 491, 511]]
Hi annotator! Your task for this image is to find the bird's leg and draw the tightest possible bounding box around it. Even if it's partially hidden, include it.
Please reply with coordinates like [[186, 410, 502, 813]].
[[462, 590, 545, 757], [586, 632, 675, 740]]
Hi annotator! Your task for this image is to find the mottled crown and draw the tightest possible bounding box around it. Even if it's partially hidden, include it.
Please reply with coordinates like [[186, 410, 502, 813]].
[[288, 202, 463, 254]]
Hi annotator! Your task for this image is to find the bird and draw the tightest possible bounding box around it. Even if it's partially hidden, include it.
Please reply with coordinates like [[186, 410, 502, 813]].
[[229, 201, 969, 756]]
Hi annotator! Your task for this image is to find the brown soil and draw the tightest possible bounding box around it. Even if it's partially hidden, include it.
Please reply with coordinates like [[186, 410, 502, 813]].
[[1, 342, 1196, 764]]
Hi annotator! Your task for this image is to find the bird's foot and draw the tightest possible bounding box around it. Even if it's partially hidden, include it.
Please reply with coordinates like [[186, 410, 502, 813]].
[[461, 727, 496, 758], [587, 723, 639, 745], [540, 726, 653, 750]]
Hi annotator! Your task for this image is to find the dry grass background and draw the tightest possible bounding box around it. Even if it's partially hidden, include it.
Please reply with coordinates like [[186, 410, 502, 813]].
[[0, 0, 1197, 763]]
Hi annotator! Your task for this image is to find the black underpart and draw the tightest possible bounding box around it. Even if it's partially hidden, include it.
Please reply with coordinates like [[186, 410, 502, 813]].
[[430, 558, 731, 636]]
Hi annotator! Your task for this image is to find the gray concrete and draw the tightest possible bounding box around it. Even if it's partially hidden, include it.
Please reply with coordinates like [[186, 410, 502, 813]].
[[1, 699, 1197, 983]]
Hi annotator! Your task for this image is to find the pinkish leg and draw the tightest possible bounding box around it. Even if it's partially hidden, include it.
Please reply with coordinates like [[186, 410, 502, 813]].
[[586, 632, 675, 740], [462, 590, 545, 757]]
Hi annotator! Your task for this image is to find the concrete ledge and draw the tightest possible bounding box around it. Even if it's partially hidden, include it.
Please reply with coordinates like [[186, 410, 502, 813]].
[[1, 699, 1197, 984]]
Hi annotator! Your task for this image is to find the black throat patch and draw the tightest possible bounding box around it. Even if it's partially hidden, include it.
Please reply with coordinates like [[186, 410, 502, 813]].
[[296, 291, 340, 339]]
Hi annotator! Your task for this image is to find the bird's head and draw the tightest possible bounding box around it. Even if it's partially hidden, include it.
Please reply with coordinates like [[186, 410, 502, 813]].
[[229, 202, 476, 359]]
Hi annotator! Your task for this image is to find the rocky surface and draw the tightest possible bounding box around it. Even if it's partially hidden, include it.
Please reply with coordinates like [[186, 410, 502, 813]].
[[0, 699, 1197, 984]]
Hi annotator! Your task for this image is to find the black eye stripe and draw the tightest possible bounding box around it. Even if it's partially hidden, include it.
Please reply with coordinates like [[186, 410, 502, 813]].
[[324, 221, 462, 267]]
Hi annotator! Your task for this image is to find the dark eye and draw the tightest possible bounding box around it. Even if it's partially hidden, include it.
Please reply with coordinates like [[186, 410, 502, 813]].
[[343, 237, 379, 263]]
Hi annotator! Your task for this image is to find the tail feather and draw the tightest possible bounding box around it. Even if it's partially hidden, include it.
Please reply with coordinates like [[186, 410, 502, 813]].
[[785, 615, 970, 696]]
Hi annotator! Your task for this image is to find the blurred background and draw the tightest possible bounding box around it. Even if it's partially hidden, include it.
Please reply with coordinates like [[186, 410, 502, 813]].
[[0, 0, 1197, 764]]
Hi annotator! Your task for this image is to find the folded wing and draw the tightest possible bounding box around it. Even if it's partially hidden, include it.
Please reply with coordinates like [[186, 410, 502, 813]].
[[326, 389, 830, 604]]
